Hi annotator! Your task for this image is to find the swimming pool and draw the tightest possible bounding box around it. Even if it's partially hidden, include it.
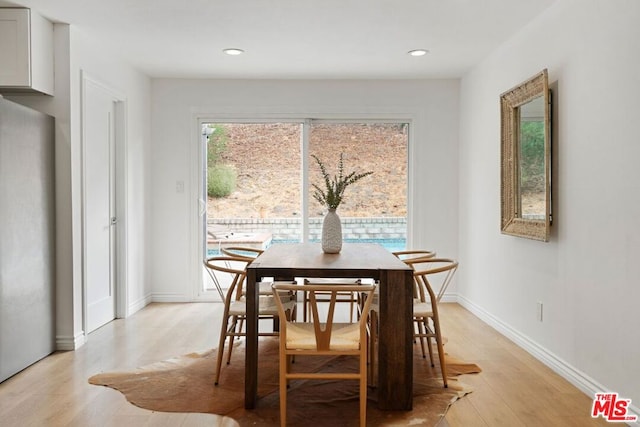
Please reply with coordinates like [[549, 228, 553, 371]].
[[337, 238, 406, 252], [207, 238, 406, 257]]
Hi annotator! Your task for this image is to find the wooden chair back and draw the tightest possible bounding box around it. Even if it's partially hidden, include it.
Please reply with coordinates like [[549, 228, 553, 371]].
[[203, 255, 250, 304], [392, 249, 437, 262], [404, 257, 458, 304], [220, 246, 264, 261], [271, 282, 376, 426]]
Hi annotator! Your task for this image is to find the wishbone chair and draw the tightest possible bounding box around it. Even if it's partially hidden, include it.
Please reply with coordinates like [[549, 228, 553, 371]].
[[271, 281, 376, 427], [203, 255, 296, 385]]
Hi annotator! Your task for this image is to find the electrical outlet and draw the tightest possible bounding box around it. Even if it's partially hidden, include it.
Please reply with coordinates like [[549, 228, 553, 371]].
[[537, 302, 543, 322]]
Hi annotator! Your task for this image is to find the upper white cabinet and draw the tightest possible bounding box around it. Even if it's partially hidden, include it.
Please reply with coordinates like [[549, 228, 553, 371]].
[[0, 8, 54, 95]]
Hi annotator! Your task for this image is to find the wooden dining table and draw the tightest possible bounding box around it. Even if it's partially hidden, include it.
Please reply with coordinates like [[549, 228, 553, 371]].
[[245, 242, 414, 410]]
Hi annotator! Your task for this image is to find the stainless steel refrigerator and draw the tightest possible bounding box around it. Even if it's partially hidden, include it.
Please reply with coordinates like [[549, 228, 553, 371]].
[[0, 95, 56, 382]]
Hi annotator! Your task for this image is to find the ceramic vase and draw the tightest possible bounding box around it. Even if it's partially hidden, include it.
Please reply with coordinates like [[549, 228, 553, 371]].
[[321, 208, 342, 253]]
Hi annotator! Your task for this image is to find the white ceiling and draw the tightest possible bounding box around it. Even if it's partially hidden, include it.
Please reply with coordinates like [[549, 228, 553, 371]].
[[3, 0, 556, 79]]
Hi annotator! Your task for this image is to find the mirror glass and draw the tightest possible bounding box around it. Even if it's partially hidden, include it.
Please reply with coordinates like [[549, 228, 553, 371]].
[[518, 95, 545, 219], [500, 69, 551, 241]]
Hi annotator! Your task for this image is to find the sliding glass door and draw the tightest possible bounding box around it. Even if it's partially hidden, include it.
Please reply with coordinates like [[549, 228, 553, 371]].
[[200, 119, 408, 295]]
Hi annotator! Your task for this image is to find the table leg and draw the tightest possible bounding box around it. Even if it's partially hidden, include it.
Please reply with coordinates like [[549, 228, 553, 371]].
[[244, 269, 259, 409], [377, 269, 413, 410]]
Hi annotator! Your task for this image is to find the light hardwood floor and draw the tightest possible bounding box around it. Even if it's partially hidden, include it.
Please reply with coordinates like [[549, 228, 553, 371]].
[[0, 302, 609, 426]]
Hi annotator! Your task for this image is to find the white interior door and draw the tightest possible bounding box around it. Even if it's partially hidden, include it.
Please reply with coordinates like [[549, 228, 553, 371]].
[[83, 77, 117, 333]]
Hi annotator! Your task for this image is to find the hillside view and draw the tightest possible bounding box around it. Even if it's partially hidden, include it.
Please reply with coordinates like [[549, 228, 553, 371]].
[[206, 123, 408, 219]]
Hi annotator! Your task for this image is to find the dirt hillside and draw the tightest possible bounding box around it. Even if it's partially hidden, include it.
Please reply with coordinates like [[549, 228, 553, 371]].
[[207, 123, 407, 219]]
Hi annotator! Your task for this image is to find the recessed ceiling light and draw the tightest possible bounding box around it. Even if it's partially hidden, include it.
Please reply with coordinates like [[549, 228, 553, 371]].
[[223, 48, 245, 56], [408, 49, 429, 57]]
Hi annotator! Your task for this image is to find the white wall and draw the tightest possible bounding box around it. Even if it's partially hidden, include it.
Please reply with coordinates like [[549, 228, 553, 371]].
[[459, 0, 640, 412], [149, 79, 459, 300], [6, 23, 151, 349]]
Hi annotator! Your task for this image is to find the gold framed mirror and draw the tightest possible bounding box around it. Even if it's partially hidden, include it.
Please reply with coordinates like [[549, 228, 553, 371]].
[[500, 69, 551, 241]]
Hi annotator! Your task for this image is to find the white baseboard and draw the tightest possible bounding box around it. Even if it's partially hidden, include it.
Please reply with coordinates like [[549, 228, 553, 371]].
[[441, 293, 458, 303], [56, 332, 86, 351], [151, 292, 192, 303], [127, 294, 152, 316], [456, 294, 639, 425]]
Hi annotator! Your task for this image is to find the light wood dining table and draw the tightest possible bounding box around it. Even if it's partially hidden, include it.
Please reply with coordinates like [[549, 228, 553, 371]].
[[245, 242, 414, 410]]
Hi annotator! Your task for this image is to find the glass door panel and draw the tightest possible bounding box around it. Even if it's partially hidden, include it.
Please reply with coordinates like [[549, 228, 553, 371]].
[[202, 122, 302, 293], [307, 122, 408, 249]]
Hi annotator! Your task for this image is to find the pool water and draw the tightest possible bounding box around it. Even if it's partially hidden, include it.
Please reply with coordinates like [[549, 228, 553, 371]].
[[339, 238, 406, 252], [207, 238, 406, 257]]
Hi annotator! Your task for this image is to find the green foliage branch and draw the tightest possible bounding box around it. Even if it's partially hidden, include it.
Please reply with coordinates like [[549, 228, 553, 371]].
[[205, 124, 237, 198], [311, 153, 373, 210], [207, 125, 228, 168]]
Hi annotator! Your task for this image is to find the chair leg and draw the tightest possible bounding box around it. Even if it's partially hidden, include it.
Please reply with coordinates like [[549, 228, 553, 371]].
[[349, 292, 355, 323], [426, 334, 435, 367], [367, 310, 378, 387], [356, 292, 365, 320], [302, 290, 308, 322], [360, 349, 368, 427], [279, 351, 288, 426], [416, 317, 428, 358], [226, 316, 239, 365], [433, 319, 448, 388], [425, 319, 435, 367], [214, 315, 230, 385]]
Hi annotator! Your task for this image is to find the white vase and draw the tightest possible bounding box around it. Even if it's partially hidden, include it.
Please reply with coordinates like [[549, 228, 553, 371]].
[[321, 208, 342, 253]]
